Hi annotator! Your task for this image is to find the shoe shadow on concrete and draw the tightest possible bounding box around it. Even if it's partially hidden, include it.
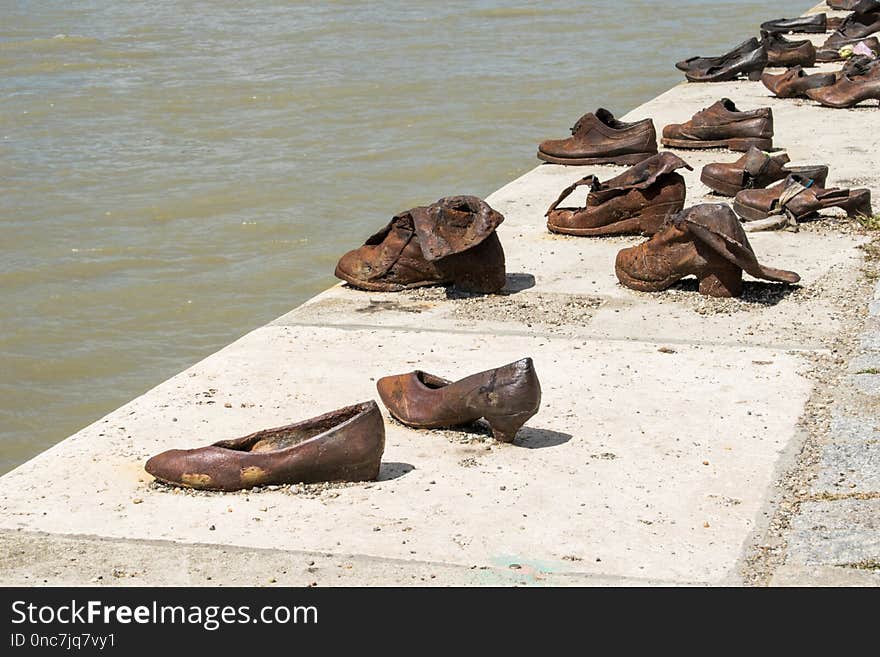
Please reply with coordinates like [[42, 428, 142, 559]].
[[445, 272, 535, 299], [503, 273, 537, 294], [432, 421, 570, 449], [377, 462, 415, 481], [469, 422, 571, 449], [669, 278, 799, 306], [514, 426, 572, 449]]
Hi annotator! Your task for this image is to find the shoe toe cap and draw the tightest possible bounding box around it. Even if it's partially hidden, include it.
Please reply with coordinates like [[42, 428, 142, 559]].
[[145, 449, 190, 485], [661, 123, 683, 140], [700, 163, 737, 186], [334, 246, 374, 284], [546, 209, 582, 231], [538, 138, 574, 157]]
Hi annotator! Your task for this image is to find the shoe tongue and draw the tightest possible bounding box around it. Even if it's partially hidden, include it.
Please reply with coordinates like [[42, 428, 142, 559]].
[[570, 112, 598, 135]]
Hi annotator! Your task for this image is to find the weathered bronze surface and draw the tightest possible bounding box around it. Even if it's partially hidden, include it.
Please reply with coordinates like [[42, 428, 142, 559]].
[[761, 66, 837, 99], [335, 195, 506, 294], [734, 175, 872, 222], [701, 147, 828, 197], [662, 99, 774, 151], [377, 357, 541, 443], [615, 204, 801, 297], [546, 152, 690, 236], [145, 401, 385, 491], [537, 109, 657, 166]]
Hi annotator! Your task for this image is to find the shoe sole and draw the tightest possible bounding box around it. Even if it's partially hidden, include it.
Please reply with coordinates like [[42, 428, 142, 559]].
[[661, 137, 773, 152], [762, 26, 826, 34], [334, 266, 450, 293], [536, 151, 656, 166], [685, 67, 765, 83]]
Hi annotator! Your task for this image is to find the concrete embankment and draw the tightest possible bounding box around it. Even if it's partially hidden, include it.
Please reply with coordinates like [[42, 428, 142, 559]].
[[1, 2, 878, 586]]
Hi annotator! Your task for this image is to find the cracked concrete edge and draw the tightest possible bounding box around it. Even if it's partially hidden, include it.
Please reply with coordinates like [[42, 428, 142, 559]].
[[0, 530, 702, 588]]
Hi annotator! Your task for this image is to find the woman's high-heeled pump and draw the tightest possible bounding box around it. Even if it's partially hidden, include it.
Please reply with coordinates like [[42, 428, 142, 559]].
[[376, 358, 541, 443]]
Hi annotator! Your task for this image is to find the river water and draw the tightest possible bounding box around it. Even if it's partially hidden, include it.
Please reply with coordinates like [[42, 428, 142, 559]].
[[1, 0, 808, 473]]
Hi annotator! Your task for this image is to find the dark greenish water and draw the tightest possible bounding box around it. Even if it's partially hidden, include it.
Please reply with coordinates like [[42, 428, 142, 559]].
[[0, 0, 808, 473]]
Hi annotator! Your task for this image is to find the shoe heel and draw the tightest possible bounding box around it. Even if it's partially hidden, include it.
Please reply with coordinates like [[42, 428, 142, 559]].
[[697, 262, 743, 298], [842, 190, 873, 219], [727, 137, 773, 152], [484, 410, 536, 443], [445, 232, 507, 294]]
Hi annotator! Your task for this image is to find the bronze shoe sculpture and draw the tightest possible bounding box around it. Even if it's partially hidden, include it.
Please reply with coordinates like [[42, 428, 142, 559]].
[[827, 0, 858, 8], [816, 36, 880, 61], [662, 99, 773, 152], [615, 204, 800, 298], [335, 195, 506, 294], [827, 0, 873, 9], [145, 401, 385, 491], [376, 358, 541, 443], [545, 152, 691, 236], [683, 42, 767, 82], [537, 109, 658, 166], [806, 54, 880, 106], [676, 38, 760, 72], [817, 11, 880, 61], [733, 175, 872, 224], [760, 13, 828, 34], [761, 66, 837, 97], [700, 147, 828, 196], [761, 31, 817, 67]]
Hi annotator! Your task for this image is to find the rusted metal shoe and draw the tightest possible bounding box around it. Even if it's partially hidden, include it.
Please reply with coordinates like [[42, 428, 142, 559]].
[[545, 152, 691, 236], [335, 195, 506, 294], [733, 175, 873, 227], [683, 42, 767, 82], [700, 147, 828, 196], [615, 204, 800, 298], [828, 0, 858, 7], [817, 11, 880, 60], [760, 13, 828, 34], [761, 31, 817, 67], [676, 38, 760, 72], [376, 358, 541, 443], [761, 66, 837, 98], [827, 0, 872, 9], [806, 54, 880, 106], [816, 36, 880, 62], [145, 401, 385, 491], [537, 109, 658, 166], [661, 99, 774, 151]]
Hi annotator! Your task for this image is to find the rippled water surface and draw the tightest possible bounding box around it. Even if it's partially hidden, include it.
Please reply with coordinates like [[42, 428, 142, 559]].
[[1, 0, 808, 472]]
